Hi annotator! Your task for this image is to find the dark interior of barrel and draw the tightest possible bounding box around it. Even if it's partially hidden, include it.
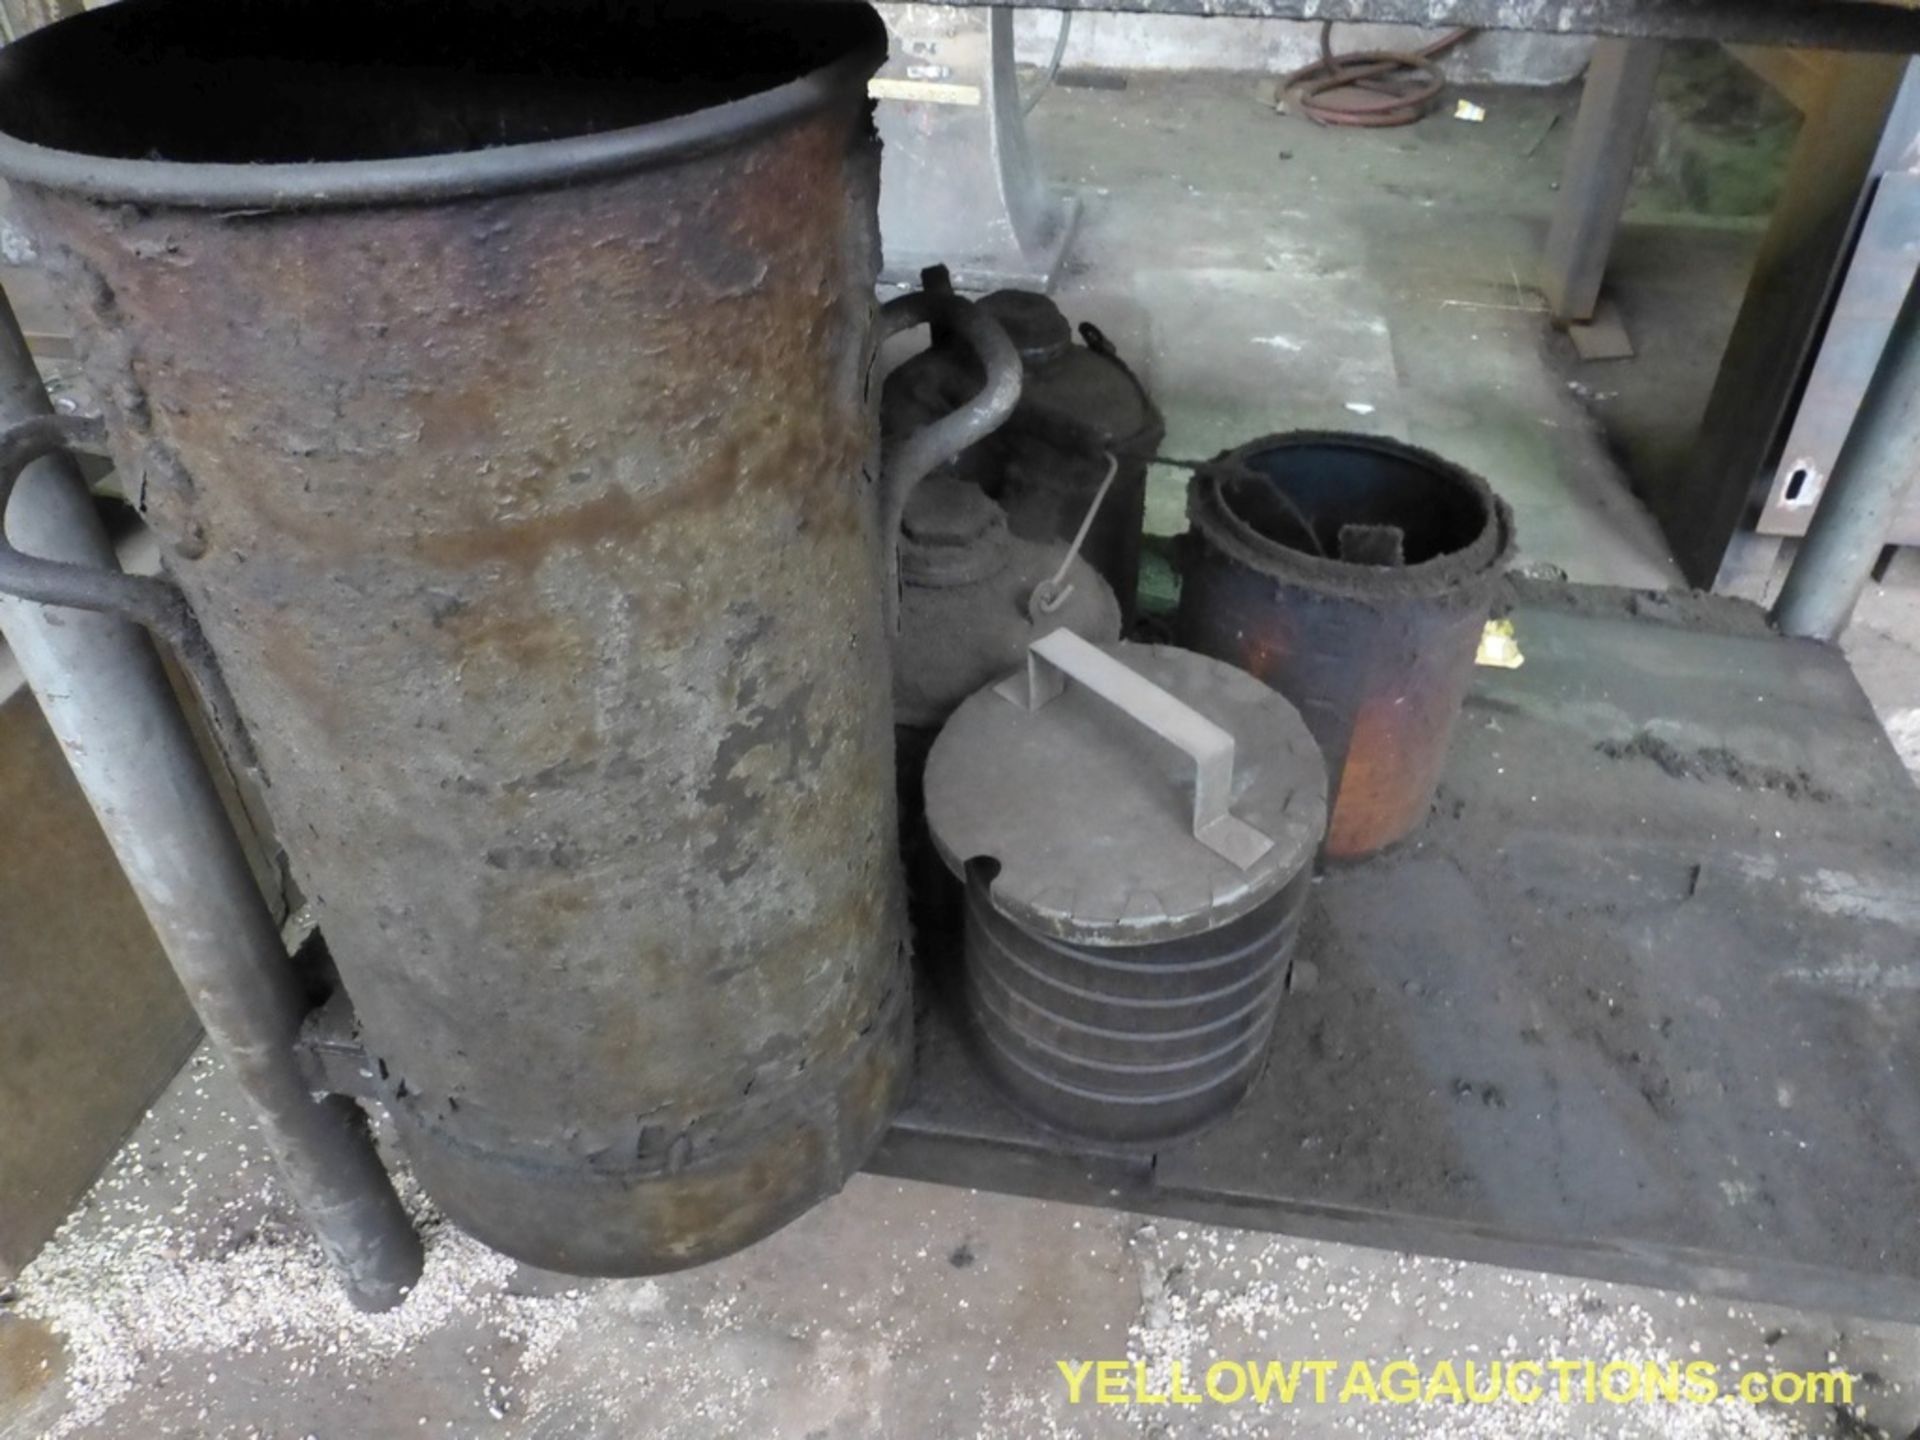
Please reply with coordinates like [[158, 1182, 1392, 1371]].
[[0, 0, 876, 163], [1219, 440, 1493, 569]]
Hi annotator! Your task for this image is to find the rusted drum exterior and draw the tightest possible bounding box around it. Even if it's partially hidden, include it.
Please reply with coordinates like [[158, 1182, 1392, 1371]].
[[1177, 433, 1514, 859], [0, 0, 909, 1272]]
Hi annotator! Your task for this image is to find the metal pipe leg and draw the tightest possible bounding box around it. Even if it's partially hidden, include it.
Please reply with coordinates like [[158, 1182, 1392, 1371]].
[[0, 290, 422, 1310], [1773, 275, 1920, 640]]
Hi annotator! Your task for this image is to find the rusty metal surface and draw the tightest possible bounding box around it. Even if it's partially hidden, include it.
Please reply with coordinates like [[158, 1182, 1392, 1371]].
[[1177, 433, 1513, 859], [0, 0, 909, 1274]]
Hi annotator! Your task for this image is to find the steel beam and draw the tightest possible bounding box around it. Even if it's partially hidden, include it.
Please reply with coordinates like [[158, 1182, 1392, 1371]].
[[1542, 39, 1665, 324], [868, 0, 1920, 55]]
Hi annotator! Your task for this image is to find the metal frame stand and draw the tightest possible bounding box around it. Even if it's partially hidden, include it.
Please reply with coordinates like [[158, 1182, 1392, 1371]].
[[1655, 51, 1912, 586], [876, 4, 1080, 291], [1541, 38, 1665, 326], [0, 289, 421, 1310], [1773, 272, 1920, 639]]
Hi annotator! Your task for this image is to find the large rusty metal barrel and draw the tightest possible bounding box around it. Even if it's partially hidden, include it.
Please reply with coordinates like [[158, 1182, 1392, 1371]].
[[0, 0, 916, 1274]]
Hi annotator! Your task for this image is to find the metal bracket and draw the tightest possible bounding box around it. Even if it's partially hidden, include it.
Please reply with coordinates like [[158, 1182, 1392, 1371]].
[[292, 990, 381, 1101]]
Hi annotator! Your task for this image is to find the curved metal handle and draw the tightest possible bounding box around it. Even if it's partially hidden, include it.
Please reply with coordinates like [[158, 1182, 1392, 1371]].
[[994, 628, 1274, 870], [0, 413, 257, 770], [875, 287, 1022, 630], [0, 416, 173, 624]]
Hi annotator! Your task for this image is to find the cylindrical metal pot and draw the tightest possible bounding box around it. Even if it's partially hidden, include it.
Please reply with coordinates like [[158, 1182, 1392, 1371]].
[[925, 635, 1326, 1144], [1177, 433, 1514, 859], [0, 0, 916, 1275]]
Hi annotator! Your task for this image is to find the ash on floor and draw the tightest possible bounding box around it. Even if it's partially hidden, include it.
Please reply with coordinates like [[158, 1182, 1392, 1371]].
[[4, 1047, 1916, 1438]]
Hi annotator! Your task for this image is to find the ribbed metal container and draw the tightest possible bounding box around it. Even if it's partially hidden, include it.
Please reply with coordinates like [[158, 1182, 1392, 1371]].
[[960, 860, 1311, 1143], [926, 639, 1326, 1144]]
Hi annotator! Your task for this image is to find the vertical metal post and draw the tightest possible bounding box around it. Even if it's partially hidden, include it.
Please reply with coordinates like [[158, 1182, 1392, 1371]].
[[874, 4, 1079, 290], [1540, 38, 1665, 324], [1773, 275, 1920, 640], [0, 290, 422, 1309], [1655, 53, 1909, 587]]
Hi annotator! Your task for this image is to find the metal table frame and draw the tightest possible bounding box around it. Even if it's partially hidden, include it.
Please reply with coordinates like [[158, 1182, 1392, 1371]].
[[887, 0, 1920, 595], [0, 0, 1915, 1311], [865, 0, 1920, 52]]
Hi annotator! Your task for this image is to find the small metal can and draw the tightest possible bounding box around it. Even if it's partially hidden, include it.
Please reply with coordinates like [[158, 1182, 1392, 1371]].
[[1177, 432, 1515, 859], [924, 633, 1327, 1144]]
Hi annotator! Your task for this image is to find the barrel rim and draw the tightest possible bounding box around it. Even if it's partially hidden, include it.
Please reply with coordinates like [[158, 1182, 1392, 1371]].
[[0, 6, 885, 210], [1187, 429, 1516, 602]]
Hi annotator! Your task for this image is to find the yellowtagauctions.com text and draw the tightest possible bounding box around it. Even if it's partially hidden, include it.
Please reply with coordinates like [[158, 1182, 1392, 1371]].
[[1057, 1358, 1854, 1409]]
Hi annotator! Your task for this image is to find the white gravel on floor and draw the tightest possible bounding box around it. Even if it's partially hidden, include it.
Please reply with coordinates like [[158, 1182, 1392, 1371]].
[[8, 1050, 592, 1439], [10, 1046, 1910, 1440]]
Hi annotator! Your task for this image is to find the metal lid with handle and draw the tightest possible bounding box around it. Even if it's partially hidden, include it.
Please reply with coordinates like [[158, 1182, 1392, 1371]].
[[994, 629, 1274, 870], [925, 634, 1328, 946]]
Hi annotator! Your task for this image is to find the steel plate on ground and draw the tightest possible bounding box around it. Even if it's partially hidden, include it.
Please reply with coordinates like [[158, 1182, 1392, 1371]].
[[877, 580, 1920, 1322]]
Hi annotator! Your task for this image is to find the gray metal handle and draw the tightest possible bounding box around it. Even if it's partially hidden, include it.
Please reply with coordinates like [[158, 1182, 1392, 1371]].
[[995, 629, 1274, 870], [0, 413, 257, 770], [876, 287, 1022, 630], [0, 415, 169, 620]]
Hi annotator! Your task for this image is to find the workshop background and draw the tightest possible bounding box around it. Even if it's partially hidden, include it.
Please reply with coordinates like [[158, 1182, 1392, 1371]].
[[3, 1, 1920, 1437]]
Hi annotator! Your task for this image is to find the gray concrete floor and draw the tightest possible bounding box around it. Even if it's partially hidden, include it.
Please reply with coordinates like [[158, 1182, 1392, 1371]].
[[1040, 73, 1688, 590], [6, 69, 1920, 1440]]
